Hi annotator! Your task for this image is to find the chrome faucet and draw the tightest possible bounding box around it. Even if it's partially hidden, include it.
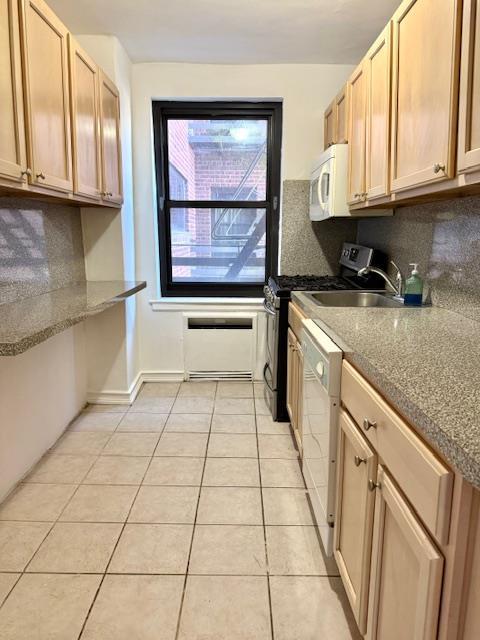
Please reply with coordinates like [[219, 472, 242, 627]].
[[358, 261, 404, 297]]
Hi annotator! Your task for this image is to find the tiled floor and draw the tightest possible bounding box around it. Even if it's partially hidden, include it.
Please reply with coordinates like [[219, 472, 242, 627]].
[[0, 381, 361, 640]]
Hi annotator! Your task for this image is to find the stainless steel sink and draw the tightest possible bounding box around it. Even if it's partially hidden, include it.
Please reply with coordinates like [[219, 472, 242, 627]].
[[306, 291, 405, 308]]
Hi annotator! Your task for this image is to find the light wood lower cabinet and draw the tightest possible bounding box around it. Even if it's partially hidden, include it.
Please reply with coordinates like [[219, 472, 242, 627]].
[[0, 0, 27, 184], [287, 327, 303, 453], [99, 71, 123, 205], [366, 466, 444, 640], [334, 409, 377, 634], [21, 0, 73, 193]]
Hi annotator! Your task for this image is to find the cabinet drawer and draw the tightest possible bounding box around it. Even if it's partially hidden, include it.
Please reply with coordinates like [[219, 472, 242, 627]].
[[288, 302, 307, 340], [341, 360, 453, 544]]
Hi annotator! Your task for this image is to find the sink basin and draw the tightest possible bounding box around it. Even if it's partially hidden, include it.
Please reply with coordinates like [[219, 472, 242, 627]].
[[306, 291, 404, 308]]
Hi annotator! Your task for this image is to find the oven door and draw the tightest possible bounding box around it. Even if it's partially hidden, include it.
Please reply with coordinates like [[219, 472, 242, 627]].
[[263, 299, 278, 385]]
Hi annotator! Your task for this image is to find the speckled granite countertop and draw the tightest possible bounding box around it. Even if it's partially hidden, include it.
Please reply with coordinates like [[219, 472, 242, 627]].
[[0, 281, 146, 356], [292, 292, 480, 490]]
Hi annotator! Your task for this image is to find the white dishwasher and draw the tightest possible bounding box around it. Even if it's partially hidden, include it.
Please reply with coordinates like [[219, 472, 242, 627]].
[[301, 319, 343, 556]]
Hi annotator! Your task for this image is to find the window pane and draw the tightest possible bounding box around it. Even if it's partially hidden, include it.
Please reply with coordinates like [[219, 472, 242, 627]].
[[167, 119, 267, 201], [170, 207, 266, 283]]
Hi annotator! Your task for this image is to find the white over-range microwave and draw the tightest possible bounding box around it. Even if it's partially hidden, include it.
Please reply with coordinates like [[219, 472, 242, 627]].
[[309, 144, 351, 221]]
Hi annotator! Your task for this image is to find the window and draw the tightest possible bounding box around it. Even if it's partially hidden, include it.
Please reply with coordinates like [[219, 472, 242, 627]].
[[152, 102, 282, 297]]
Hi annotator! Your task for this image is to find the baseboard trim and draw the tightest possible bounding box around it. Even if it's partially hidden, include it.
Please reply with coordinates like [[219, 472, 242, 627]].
[[86, 370, 185, 405]]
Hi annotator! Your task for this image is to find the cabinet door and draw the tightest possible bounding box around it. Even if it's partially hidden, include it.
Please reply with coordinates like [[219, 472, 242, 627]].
[[366, 466, 444, 640], [286, 328, 298, 429], [0, 0, 27, 183], [334, 409, 377, 634], [68, 36, 101, 200], [324, 99, 336, 149], [335, 86, 348, 144], [365, 23, 392, 200], [347, 61, 367, 204], [99, 70, 123, 205], [22, 0, 72, 192], [458, 0, 480, 173], [390, 0, 462, 193]]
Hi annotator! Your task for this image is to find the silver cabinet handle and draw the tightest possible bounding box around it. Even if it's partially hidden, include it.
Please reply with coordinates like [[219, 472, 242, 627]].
[[36, 172, 46, 180], [433, 163, 446, 174], [363, 418, 377, 431], [368, 480, 381, 492], [354, 455, 366, 467], [21, 168, 32, 178]]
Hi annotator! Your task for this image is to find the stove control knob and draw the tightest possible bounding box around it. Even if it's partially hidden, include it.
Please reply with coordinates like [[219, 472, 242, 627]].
[[316, 362, 324, 377]]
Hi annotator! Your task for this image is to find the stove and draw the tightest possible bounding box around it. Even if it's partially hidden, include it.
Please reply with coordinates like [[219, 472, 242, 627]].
[[262, 242, 387, 421]]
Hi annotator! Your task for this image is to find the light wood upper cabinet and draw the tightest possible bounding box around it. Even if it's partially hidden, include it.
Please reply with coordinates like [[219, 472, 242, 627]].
[[0, 0, 27, 183], [324, 99, 335, 149], [347, 62, 367, 204], [21, 0, 73, 193], [365, 23, 392, 200], [335, 86, 348, 144], [390, 0, 462, 193], [334, 409, 377, 635], [458, 0, 480, 173], [68, 36, 101, 201], [99, 70, 123, 205], [366, 466, 444, 640]]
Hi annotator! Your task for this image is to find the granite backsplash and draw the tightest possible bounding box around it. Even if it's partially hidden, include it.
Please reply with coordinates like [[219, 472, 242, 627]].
[[0, 198, 85, 305], [357, 195, 480, 321], [281, 180, 357, 274]]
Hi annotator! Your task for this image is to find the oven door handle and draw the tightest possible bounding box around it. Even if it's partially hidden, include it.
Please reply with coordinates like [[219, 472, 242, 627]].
[[263, 299, 276, 316], [263, 363, 275, 392]]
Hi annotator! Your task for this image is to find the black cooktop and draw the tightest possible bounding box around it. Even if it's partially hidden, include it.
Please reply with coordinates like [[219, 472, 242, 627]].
[[267, 275, 354, 297]]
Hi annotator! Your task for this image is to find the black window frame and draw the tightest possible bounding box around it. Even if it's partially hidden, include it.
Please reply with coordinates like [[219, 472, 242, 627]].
[[152, 101, 282, 297]]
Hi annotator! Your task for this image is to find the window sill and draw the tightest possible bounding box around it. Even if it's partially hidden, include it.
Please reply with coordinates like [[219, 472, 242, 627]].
[[149, 297, 264, 312]]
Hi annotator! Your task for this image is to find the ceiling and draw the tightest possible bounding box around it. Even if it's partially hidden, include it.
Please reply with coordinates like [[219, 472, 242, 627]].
[[48, 0, 400, 64]]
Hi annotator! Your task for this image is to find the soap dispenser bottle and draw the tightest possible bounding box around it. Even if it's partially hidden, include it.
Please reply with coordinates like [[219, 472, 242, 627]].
[[404, 263, 423, 306]]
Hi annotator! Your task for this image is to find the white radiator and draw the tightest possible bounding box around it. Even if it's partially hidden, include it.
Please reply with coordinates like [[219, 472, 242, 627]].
[[183, 312, 257, 380]]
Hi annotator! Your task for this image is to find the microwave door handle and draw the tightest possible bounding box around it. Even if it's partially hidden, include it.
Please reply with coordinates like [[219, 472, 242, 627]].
[[320, 168, 330, 205]]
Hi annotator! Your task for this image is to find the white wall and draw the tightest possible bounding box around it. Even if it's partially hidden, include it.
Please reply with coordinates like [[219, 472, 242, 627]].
[[130, 63, 353, 376], [0, 326, 86, 501]]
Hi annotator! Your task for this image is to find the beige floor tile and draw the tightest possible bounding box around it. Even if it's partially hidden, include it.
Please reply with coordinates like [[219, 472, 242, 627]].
[[0, 573, 19, 606], [25, 454, 96, 484], [154, 433, 208, 457], [84, 456, 150, 485], [143, 457, 204, 486], [59, 485, 137, 523], [258, 434, 299, 459], [0, 573, 101, 640], [0, 484, 76, 522], [262, 489, 315, 525], [254, 398, 271, 415], [129, 486, 199, 523], [202, 458, 260, 487], [0, 522, 51, 571], [211, 414, 256, 434], [197, 487, 263, 525], [81, 575, 184, 640], [270, 576, 361, 640], [216, 382, 254, 398], [102, 433, 160, 457], [139, 382, 180, 397], [117, 412, 167, 432], [172, 396, 214, 414], [178, 381, 217, 397], [53, 431, 110, 455], [109, 524, 193, 574], [178, 575, 271, 640], [69, 413, 121, 432], [256, 415, 292, 435], [129, 396, 175, 413], [83, 403, 129, 414], [266, 526, 339, 576], [214, 398, 255, 415], [165, 413, 211, 433], [207, 433, 257, 458], [254, 383, 265, 398], [189, 525, 266, 575], [27, 522, 122, 573], [260, 459, 305, 488]]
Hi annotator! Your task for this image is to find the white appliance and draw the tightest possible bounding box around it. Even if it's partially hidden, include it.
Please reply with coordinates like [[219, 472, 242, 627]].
[[309, 144, 349, 221], [301, 318, 342, 556]]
